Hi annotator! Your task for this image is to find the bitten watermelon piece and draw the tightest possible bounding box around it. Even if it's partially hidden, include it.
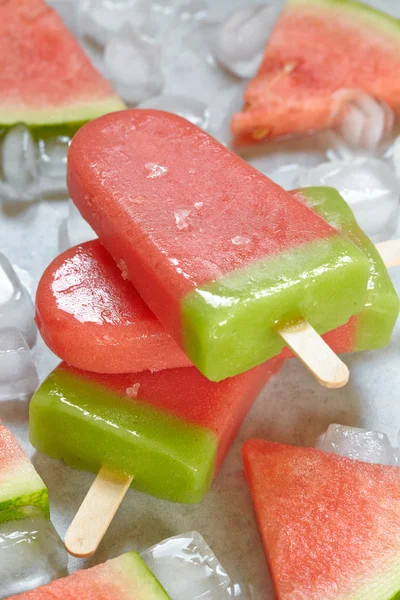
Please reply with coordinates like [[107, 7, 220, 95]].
[[6, 551, 171, 599], [0, 422, 49, 522], [231, 0, 400, 144], [0, 0, 124, 132], [243, 439, 400, 600]]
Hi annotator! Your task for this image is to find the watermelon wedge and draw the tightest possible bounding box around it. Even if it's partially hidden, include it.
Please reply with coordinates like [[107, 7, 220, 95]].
[[243, 439, 400, 600], [231, 0, 400, 144], [0, 421, 49, 523], [0, 0, 124, 134], [7, 551, 172, 599]]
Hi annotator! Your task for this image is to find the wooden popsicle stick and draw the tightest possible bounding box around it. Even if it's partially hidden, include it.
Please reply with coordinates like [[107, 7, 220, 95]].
[[278, 321, 349, 389], [64, 466, 133, 558], [375, 239, 400, 268]]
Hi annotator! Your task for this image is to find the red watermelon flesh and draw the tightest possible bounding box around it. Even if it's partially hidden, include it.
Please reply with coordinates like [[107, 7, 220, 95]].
[[243, 439, 400, 600], [0, 0, 124, 128], [231, 0, 400, 144], [6, 551, 171, 599]]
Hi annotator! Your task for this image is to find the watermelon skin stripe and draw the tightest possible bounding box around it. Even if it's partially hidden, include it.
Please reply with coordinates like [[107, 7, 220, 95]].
[[0, 489, 49, 524]]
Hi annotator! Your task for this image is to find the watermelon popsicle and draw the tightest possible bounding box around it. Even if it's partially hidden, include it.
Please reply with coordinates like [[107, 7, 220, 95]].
[[67, 109, 371, 386], [30, 357, 284, 557], [36, 188, 398, 374], [0, 422, 48, 523], [5, 550, 171, 599], [243, 439, 400, 599]]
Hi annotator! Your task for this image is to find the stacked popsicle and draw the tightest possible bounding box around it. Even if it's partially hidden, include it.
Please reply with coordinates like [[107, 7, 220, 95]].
[[31, 109, 398, 558]]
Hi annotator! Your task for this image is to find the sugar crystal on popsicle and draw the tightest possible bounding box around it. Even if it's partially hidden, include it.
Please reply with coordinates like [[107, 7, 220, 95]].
[[67, 109, 370, 382]]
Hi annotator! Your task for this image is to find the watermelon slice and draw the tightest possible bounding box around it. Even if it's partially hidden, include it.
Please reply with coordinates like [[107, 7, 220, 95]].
[[0, 421, 49, 523], [0, 0, 124, 134], [243, 439, 400, 600], [7, 550, 172, 599], [231, 0, 400, 144]]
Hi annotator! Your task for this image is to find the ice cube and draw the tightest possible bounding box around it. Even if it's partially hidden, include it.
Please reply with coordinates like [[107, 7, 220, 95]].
[[0, 508, 67, 598], [104, 22, 164, 104], [59, 199, 97, 253], [38, 136, 69, 185], [138, 95, 209, 129], [212, 4, 279, 78], [0, 254, 36, 348], [336, 95, 394, 152], [78, 0, 153, 46], [177, 0, 208, 21], [141, 531, 231, 600], [0, 328, 39, 401], [318, 424, 397, 466], [297, 158, 400, 242], [228, 583, 257, 598], [1, 125, 38, 202]]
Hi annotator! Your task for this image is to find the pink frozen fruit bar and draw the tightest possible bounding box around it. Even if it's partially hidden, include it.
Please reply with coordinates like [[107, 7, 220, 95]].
[[0, 422, 48, 522], [243, 439, 400, 600], [5, 550, 171, 599], [68, 109, 370, 381], [30, 357, 283, 504], [36, 240, 191, 374]]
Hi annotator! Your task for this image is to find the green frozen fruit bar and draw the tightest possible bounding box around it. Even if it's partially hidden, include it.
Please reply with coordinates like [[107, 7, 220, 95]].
[[29, 358, 283, 504], [68, 109, 371, 381], [292, 187, 399, 353], [6, 550, 171, 599], [0, 422, 49, 523]]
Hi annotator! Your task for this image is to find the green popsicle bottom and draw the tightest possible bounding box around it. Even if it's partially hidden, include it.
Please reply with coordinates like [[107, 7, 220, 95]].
[[295, 187, 399, 352], [29, 368, 217, 504], [182, 232, 370, 382]]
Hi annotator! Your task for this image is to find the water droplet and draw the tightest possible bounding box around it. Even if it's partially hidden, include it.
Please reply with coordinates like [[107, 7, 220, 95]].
[[132, 195, 145, 205], [174, 209, 192, 230], [231, 236, 250, 245], [118, 259, 129, 280], [145, 162, 168, 178]]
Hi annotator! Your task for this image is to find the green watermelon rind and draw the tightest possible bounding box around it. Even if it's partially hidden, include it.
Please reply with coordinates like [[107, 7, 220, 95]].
[[120, 552, 172, 599], [343, 554, 400, 599], [288, 0, 400, 39], [0, 97, 126, 130], [0, 487, 49, 523]]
